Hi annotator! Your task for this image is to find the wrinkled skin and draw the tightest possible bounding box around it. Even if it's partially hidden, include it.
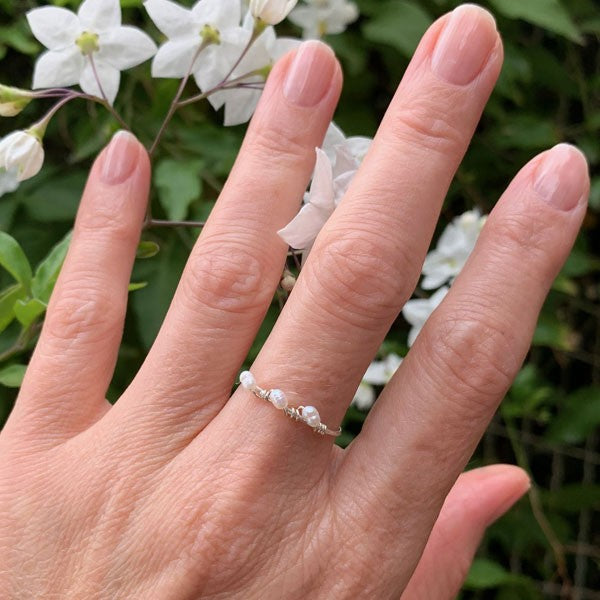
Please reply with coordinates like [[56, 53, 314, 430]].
[[0, 5, 589, 599]]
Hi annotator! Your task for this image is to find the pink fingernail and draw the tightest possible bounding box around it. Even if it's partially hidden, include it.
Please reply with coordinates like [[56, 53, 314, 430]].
[[283, 41, 336, 107], [100, 130, 139, 185], [431, 4, 498, 85], [533, 144, 589, 211]]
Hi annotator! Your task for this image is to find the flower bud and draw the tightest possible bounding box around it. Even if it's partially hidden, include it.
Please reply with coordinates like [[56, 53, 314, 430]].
[[0, 131, 44, 182], [0, 84, 33, 117], [250, 0, 298, 25], [280, 271, 296, 292]]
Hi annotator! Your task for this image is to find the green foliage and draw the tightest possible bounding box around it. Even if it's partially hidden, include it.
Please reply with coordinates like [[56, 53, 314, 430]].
[[0, 0, 599, 596]]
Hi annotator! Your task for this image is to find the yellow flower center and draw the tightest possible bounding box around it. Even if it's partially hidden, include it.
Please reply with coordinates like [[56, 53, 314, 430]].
[[76, 31, 99, 55], [200, 24, 221, 45]]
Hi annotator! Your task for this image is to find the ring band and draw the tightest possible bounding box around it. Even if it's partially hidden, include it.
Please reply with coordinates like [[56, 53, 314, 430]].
[[239, 371, 342, 437]]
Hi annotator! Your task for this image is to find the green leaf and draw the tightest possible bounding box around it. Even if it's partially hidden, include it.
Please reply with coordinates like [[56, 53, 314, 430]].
[[464, 559, 513, 589], [0, 232, 32, 292], [546, 387, 600, 445], [0, 284, 26, 334], [136, 241, 160, 259], [362, 1, 432, 57], [0, 363, 27, 388], [489, 0, 583, 43], [128, 282, 148, 292], [31, 231, 72, 303], [154, 159, 203, 222], [14, 298, 47, 328], [533, 313, 577, 351]]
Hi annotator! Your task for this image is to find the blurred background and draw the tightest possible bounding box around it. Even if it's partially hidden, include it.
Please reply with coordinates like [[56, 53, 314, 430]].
[[0, 0, 598, 597]]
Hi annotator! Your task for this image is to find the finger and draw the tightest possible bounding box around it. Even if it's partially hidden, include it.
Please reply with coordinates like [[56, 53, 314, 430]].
[[117, 42, 342, 446], [10, 132, 150, 439], [218, 6, 502, 467], [340, 144, 589, 556], [401, 466, 530, 599]]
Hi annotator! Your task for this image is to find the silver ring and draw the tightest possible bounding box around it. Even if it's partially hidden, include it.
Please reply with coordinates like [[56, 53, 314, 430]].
[[239, 371, 342, 437]]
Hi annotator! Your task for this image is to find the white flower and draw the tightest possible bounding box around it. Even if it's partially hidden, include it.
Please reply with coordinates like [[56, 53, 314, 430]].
[[27, 0, 156, 105], [278, 147, 335, 252], [0, 168, 19, 197], [250, 0, 298, 25], [146, 0, 246, 80], [402, 286, 449, 347], [422, 210, 487, 290], [0, 131, 44, 182], [195, 13, 299, 125], [352, 353, 403, 410], [278, 123, 371, 255], [289, 0, 359, 39]]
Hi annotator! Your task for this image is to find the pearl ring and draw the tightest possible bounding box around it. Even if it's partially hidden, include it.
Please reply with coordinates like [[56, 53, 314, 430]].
[[239, 371, 342, 437]]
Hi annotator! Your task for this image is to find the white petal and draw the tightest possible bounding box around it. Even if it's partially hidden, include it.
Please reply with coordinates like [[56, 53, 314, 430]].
[[192, 0, 241, 29], [408, 325, 420, 347], [363, 361, 388, 385], [346, 136, 372, 162], [152, 38, 199, 78], [78, 0, 121, 30], [223, 89, 261, 126], [308, 148, 335, 210], [0, 168, 20, 197], [271, 36, 301, 61], [402, 298, 432, 328], [26, 7, 80, 50], [99, 27, 157, 70], [352, 383, 375, 411], [278, 202, 330, 249], [144, 0, 195, 38], [79, 60, 120, 105], [32, 48, 84, 89]]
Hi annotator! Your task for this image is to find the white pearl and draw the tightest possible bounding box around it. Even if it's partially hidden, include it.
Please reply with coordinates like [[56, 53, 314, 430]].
[[269, 389, 287, 409], [239, 371, 256, 390], [301, 406, 321, 428]]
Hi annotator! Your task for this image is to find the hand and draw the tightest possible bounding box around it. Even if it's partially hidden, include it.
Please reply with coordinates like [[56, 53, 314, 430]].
[[0, 5, 589, 599]]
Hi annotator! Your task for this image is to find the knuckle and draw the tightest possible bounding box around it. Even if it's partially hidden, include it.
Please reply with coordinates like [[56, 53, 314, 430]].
[[386, 95, 465, 156], [77, 196, 140, 242], [305, 229, 412, 329], [249, 120, 309, 167], [46, 283, 124, 346], [181, 240, 273, 317], [422, 309, 517, 416]]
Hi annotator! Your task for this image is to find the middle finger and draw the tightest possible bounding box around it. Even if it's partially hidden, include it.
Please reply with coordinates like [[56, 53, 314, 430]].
[[217, 5, 502, 467]]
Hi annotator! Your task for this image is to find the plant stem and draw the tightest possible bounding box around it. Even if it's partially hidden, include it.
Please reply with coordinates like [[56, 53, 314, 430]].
[[144, 218, 206, 229], [148, 43, 207, 157], [88, 55, 130, 130]]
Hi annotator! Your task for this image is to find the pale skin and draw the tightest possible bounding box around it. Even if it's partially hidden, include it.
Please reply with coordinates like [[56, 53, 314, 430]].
[[0, 5, 590, 599]]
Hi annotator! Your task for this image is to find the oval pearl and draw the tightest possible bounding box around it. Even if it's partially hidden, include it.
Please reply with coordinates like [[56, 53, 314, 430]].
[[301, 406, 321, 428], [269, 389, 287, 409], [239, 371, 256, 390]]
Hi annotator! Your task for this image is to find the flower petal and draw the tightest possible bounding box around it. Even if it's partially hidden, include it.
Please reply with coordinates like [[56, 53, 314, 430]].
[[223, 88, 261, 126], [352, 382, 375, 411], [144, 0, 195, 38], [192, 0, 241, 30], [78, 0, 121, 30], [79, 60, 120, 105], [278, 202, 331, 250], [26, 7, 80, 50], [99, 26, 157, 70], [308, 148, 335, 210], [152, 38, 200, 78], [32, 47, 85, 89]]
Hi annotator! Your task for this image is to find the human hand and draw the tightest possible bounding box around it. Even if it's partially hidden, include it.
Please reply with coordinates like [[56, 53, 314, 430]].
[[0, 5, 589, 598]]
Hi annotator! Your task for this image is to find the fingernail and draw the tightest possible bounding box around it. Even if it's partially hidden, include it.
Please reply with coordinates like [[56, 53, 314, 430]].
[[431, 4, 498, 85], [100, 130, 140, 185], [283, 40, 336, 107], [533, 144, 589, 211]]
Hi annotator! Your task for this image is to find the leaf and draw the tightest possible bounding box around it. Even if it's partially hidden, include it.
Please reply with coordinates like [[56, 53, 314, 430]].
[[31, 231, 72, 303], [0, 284, 26, 334], [0, 232, 32, 292], [136, 241, 160, 259], [546, 387, 600, 445], [14, 298, 47, 328], [0, 363, 27, 388], [533, 313, 577, 351], [128, 282, 148, 292], [362, 1, 432, 57], [489, 0, 583, 43], [464, 559, 513, 589], [154, 159, 203, 222]]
